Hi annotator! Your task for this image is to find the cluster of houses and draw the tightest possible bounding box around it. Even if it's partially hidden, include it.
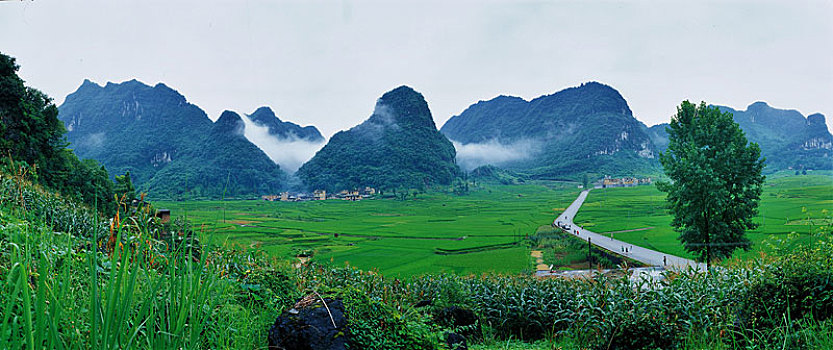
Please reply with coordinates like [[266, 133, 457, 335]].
[[262, 187, 377, 202], [597, 176, 652, 188]]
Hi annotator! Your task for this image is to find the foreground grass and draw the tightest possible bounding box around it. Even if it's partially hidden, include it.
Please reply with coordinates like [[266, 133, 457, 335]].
[[157, 182, 581, 276], [2, 172, 833, 349], [574, 171, 833, 262]]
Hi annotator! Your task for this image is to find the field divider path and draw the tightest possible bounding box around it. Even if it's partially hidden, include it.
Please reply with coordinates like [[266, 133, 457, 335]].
[[237, 224, 466, 240], [553, 190, 706, 272]]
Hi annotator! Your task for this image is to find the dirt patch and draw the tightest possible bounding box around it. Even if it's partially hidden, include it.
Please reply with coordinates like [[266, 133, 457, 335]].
[[294, 256, 310, 269], [531, 250, 547, 271], [565, 262, 591, 270]]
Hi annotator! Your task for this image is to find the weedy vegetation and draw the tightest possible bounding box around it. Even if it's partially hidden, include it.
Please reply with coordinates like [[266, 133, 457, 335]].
[[2, 169, 833, 349]]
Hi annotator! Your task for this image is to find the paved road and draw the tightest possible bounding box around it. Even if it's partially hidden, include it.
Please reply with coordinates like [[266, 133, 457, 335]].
[[550, 189, 706, 272]]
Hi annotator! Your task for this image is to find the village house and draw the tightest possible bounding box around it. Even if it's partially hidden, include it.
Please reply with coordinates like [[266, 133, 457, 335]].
[[262, 187, 377, 203], [600, 176, 652, 188], [344, 190, 361, 201], [261, 194, 280, 201]]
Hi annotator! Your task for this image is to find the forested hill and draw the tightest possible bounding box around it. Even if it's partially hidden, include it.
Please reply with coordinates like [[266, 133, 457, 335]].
[[441, 82, 659, 178], [648, 102, 833, 171], [297, 86, 459, 192], [248, 106, 324, 142], [58, 79, 287, 198]]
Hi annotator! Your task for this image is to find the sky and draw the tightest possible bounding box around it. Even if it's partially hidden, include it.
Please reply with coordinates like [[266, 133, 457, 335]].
[[2, 0, 832, 137]]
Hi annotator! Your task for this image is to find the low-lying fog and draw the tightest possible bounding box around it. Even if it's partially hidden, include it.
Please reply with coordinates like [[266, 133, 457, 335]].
[[452, 139, 539, 171], [239, 113, 325, 173]]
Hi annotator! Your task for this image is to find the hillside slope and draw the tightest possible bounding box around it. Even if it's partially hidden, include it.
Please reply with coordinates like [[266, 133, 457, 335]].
[[58, 80, 287, 198], [442, 82, 659, 178], [649, 102, 832, 171], [297, 86, 458, 191]]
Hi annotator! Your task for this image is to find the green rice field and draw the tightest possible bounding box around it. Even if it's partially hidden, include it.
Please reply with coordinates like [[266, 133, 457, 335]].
[[157, 182, 581, 276], [574, 171, 833, 262], [159, 171, 831, 276]]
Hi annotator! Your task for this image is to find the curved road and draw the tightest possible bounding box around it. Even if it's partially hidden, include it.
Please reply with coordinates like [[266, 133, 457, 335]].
[[550, 190, 706, 272]]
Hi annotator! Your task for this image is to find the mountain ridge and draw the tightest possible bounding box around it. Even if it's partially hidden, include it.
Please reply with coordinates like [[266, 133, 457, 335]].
[[58, 79, 289, 198], [297, 85, 459, 191], [248, 106, 324, 142], [647, 101, 832, 171], [441, 81, 658, 178]]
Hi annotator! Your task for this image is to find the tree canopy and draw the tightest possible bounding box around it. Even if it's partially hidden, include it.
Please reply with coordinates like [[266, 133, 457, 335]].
[[0, 51, 117, 213], [658, 101, 765, 265]]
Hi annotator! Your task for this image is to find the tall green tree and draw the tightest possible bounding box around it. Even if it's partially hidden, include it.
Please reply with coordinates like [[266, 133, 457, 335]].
[[0, 51, 116, 213], [658, 101, 765, 266]]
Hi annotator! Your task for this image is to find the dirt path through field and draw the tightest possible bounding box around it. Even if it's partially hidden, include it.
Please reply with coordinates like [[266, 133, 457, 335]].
[[531, 250, 549, 271]]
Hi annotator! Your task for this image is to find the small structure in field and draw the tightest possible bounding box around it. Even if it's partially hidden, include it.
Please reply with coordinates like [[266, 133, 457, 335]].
[[313, 190, 327, 201], [155, 209, 171, 224], [262, 194, 280, 201]]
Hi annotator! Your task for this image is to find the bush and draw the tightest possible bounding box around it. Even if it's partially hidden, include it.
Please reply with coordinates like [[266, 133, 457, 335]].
[[0, 173, 104, 239], [343, 288, 444, 350], [738, 239, 833, 336]]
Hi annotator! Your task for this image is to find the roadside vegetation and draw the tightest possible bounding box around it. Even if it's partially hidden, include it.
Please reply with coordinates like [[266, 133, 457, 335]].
[[574, 171, 833, 263], [529, 225, 644, 270]]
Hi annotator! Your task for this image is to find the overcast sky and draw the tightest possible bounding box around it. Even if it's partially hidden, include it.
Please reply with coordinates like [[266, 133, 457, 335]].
[[2, 0, 832, 137]]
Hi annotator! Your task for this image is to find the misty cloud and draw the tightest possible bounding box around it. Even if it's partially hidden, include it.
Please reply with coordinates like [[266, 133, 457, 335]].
[[372, 103, 398, 126], [79, 132, 106, 150], [452, 139, 539, 171], [351, 102, 401, 142], [239, 113, 325, 173]]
